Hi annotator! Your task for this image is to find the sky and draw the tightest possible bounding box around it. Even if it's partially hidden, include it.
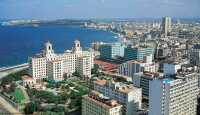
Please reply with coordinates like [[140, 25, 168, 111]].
[[0, 0, 199, 20]]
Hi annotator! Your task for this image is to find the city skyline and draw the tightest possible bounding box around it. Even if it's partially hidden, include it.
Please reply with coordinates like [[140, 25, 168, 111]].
[[0, 0, 199, 20]]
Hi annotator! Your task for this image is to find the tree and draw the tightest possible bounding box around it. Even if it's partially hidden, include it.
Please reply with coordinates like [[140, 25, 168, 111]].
[[72, 70, 81, 77], [24, 101, 39, 114], [91, 64, 99, 74]]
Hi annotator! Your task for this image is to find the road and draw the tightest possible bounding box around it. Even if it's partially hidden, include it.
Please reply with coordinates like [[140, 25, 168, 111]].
[[0, 63, 29, 114], [0, 96, 22, 114], [0, 63, 29, 79]]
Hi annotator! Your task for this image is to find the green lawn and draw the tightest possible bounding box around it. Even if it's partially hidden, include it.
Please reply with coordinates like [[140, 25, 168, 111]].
[[11, 88, 25, 103]]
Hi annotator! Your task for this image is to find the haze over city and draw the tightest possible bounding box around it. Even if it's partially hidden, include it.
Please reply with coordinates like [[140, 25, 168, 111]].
[[0, 0, 200, 19], [1, 0, 200, 115]]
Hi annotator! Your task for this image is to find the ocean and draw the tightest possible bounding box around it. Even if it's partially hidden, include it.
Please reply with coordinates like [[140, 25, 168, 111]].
[[0, 24, 117, 67]]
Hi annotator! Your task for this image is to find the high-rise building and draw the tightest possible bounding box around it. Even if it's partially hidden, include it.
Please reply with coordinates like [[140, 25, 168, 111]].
[[163, 62, 181, 75], [94, 80, 142, 115], [82, 91, 122, 115], [133, 72, 161, 98], [77, 56, 92, 78], [162, 16, 172, 36], [190, 44, 200, 65], [99, 42, 125, 60], [124, 45, 154, 61], [149, 72, 199, 115]]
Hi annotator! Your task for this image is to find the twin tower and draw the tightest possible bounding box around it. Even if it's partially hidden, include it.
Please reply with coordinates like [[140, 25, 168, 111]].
[[44, 40, 82, 57]]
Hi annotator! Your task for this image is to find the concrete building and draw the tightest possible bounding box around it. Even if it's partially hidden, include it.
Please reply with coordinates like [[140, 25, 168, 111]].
[[22, 75, 36, 87], [82, 91, 122, 115], [29, 40, 94, 81], [149, 72, 199, 115], [162, 16, 172, 36], [47, 60, 64, 81], [163, 63, 181, 75], [124, 45, 154, 61], [133, 72, 161, 98], [77, 56, 92, 78], [28, 55, 47, 80], [118, 56, 157, 78], [190, 44, 200, 65], [94, 79, 142, 115], [99, 42, 125, 60]]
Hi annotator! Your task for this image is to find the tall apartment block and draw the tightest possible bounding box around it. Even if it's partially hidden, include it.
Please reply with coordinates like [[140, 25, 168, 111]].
[[82, 91, 122, 115], [162, 16, 172, 36], [94, 79, 142, 115], [190, 44, 200, 65], [149, 72, 199, 115]]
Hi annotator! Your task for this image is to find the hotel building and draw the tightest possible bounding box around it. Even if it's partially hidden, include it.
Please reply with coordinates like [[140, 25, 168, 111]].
[[28, 40, 94, 81]]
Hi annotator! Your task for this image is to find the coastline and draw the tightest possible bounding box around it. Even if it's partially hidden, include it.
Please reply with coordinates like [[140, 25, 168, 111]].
[[0, 24, 117, 68]]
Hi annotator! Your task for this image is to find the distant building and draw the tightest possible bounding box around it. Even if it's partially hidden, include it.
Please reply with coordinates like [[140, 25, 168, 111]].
[[99, 42, 125, 60], [124, 45, 154, 61], [149, 72, 199, 115], [190, 44, 200, 65], [118, 55, 157, 78], [82, 91, 122, 115], [29, 40, 94, 82], [162, 16, 172, 36], [163, 63, 181, 75], [94, 79, 142, 115]]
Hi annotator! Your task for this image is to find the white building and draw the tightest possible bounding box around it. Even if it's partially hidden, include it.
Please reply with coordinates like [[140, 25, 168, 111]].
[[29, 40, 94, 81], [118, 59, 157, 78], [163, 63, 181, 75], [47, 60, 64, 81], [28, 55, 47, 80], [94, 79, 142, 115], [77, 56, 92, 78], [149, 72, 199, 115], [82, 91, 122, 115], [133, 72, 162, 98]]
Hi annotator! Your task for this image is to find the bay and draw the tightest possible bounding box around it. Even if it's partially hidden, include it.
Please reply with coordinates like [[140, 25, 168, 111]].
[[0, 24, 117, 67]]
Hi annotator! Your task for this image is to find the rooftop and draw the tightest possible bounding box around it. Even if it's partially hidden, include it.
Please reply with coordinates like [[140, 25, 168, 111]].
[[83, 91, 122, 109], [94, 79, 107, 86], [22, 75, 33, 81]]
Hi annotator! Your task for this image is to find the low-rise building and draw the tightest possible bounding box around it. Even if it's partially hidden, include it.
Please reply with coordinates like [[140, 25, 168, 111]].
[[82, 91, 122, 115], [94, 79, 142, 115], [22, 75, 36, 87]]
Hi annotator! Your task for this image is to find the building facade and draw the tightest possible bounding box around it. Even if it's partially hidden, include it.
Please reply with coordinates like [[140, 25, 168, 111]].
[[149, 73, 199, 115], [82, 91, 122, 115], [190, 44, 200, 65], [29, 40, 94, 81], [162, 16, 172, 36], [94, 80, 142, 115], [99, 42, 125, 60], [124, 46, 154, 61]]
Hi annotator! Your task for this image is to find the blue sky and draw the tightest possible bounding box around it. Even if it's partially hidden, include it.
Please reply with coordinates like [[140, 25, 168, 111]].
[[0, 0, 199, 19]]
